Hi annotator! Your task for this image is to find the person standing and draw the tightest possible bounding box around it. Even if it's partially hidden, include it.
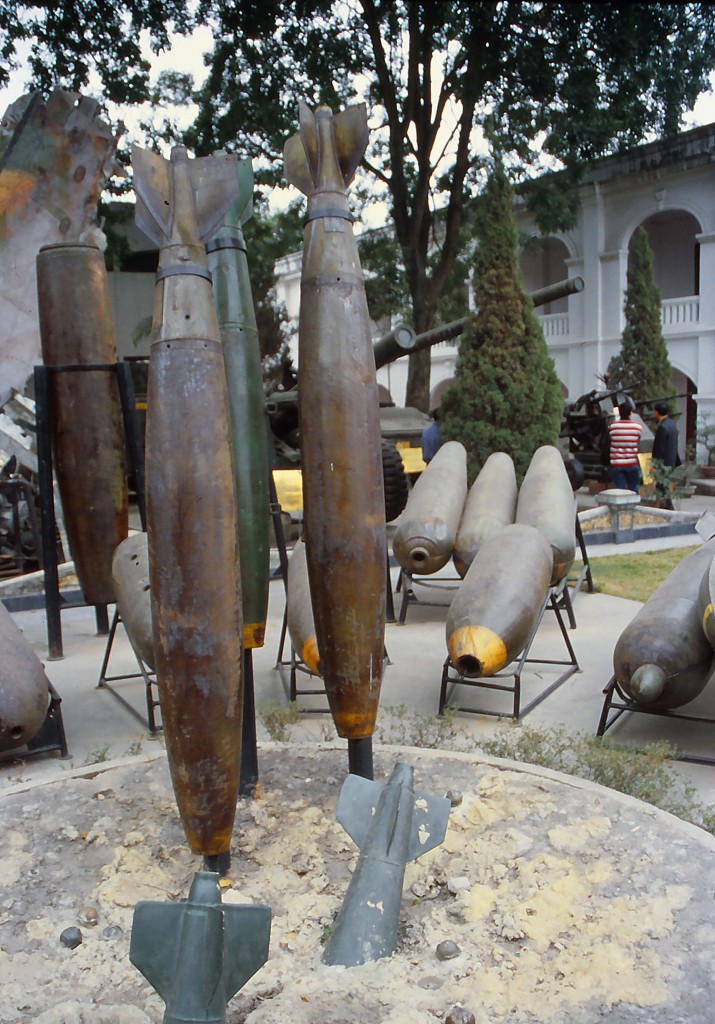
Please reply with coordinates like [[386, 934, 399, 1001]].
[[421, 409, 442, 464], [608, 401, 643, 493], [652, 401, 680, 468], [651, 400, 680, 509]]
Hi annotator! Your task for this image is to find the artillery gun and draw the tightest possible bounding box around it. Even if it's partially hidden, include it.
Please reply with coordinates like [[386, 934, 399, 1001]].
[[268, 275, 584, 521]]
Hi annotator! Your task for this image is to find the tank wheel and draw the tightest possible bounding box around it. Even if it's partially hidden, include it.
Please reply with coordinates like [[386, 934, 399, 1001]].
[[381, 438, 409, 522]]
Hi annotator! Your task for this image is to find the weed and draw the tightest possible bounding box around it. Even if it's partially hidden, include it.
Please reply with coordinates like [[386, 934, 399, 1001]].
[[480, 724, 715, 834], [259, 700, 300, 742], [82, 745, 110, 766], [124, 739, 144, 757], [375, 704, 467, 750]]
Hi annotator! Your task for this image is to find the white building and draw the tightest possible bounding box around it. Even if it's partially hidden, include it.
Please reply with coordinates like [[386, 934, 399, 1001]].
[[275, 122, 715, 455]]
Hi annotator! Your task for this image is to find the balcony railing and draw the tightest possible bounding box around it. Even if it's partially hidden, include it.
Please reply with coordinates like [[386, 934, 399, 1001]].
[[661, 296, 699, 327], [538, 313, 569, 338]]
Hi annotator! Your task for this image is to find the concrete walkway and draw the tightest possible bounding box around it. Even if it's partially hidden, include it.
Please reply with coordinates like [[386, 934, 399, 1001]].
[[2, 491, 715, 807]]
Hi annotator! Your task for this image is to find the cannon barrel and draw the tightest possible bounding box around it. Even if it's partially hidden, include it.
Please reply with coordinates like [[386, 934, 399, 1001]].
[[372, 323, 417, 369], [407, 276, 584, 356]]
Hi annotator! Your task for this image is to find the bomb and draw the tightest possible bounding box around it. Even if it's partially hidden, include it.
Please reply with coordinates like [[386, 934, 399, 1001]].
[[393, 441, 468, 576]]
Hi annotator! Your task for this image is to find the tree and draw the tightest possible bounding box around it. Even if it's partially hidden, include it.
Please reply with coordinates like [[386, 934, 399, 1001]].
[[439, 159, 563, 482], [6, 3, 715, 409], [606, 226, 675, 405]]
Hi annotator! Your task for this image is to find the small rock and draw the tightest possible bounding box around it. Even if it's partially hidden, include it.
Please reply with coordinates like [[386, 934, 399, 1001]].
[[446, 1005, 476, 1024], [78, 906, 99, 927], [447, 876, 470, 894], [445, 789, 463, 807], [60, 926, 82, 949], [292, 852, 311, 875], [102, 925, 124, 940], [436, 940, 461, 960]]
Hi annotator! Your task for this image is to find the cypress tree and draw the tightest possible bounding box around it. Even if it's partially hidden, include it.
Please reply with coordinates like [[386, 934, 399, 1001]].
[[440, 161, 563, 482], [606, 226, 674, 404]]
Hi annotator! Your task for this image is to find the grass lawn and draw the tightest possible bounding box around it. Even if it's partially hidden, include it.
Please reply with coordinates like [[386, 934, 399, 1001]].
[[574, 545, 699, 603]]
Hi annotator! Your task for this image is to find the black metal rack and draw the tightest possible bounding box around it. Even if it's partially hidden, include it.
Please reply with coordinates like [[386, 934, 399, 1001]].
[[597, 675, 715, 766], [96, 607, 161, 733]]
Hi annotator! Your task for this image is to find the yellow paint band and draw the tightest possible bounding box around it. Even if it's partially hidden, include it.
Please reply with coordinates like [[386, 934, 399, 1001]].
[[301, 637, 321, 677], [448, 625, 508, 677], [243, 622, 266, 649]]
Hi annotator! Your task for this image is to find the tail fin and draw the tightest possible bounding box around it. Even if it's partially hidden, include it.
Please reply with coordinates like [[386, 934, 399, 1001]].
[[283, 101, 368, 196], [336, 769, 450, 861], [132, 145, 240, 246]]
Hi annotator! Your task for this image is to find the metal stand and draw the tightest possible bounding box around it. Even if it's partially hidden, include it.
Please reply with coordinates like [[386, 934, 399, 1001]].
[[597, 675, 715, 766], [438, 583, 580, 719], [239, 649, 259, 797], [96, 608, 161, 733], [34, 361, 146, 659], [275, 606, 332, 713], [0, 681, 69, 763], [567, 515, 594, 603], [395, 567, 460, 624]]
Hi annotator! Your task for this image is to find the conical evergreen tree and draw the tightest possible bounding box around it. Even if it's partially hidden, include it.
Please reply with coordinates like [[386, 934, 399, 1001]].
[[606, 226, 674, 404], [440, 161, 563, 482]]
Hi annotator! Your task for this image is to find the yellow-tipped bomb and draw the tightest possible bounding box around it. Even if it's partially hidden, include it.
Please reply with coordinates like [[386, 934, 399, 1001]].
[[699, 554, 715, 651], [393, 441, 468, 576], [446, 524, 553, 677], [516, 445, 576, 585], [453, 451, 517, 578], [287, 537, 321, 676], [614, 539, 715, 709]]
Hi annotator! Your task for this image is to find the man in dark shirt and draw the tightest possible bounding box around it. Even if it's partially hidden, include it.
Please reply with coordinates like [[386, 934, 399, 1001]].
[[651, 401, 680, 509], [652, 402, 680, 467], [421, 409, 442, 463]]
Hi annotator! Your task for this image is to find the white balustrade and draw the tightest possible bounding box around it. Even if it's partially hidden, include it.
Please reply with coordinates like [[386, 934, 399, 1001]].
[[661, 296, 699, 327]]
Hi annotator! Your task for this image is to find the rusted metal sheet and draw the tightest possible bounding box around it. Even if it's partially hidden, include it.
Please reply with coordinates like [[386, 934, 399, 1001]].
[[287, 536, 320, 676], [453, 451, 517, 578], [516, 445, 576, 585], [392, 440, 467, 576], [0, 601, 49, 751], [446, 523, 553, 677], [133, 143, 242, 858], [207, 156, 270, 650], [614, 539, 715, 709], [0, 90, 120, 406], [36, 242, 128, 604], [284, 102, 386, 740]]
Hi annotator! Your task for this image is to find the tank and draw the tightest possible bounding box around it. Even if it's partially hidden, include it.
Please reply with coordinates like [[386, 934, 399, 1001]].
[[392, 441, 468, 576], [516, 445, 575, 585], [0, 602, 50, 751], [36, 242, 128, 605], [613, 539, 715, 709], [286, 537, 320, 676], [446, 524, 553, 678], [453, 452, 517, 577], [111, 533, 154, 670]]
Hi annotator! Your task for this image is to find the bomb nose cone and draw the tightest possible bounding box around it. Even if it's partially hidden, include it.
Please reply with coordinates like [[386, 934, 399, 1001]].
[[630, 664, 667, 702]]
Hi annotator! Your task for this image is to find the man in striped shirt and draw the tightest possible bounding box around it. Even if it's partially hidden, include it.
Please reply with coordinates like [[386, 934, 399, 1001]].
[[608, 401, 643, 493]]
